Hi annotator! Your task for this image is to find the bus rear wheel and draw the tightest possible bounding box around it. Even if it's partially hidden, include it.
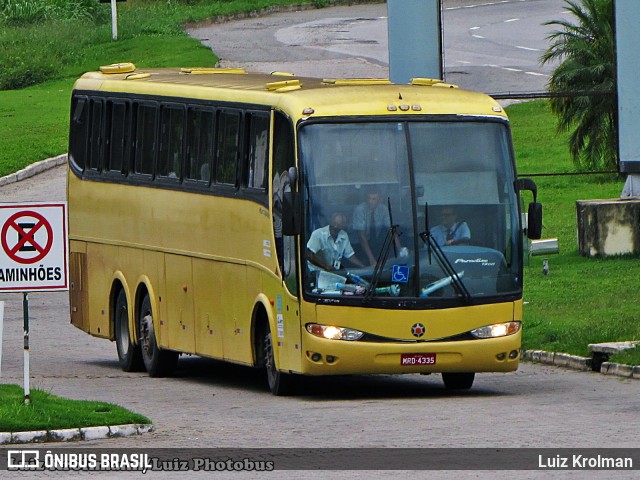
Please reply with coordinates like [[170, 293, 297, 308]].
[[139, 294, 178, 377], [442, 372, 475, 390], [263, 327, 295, 396], [114, 289, 143, 372]]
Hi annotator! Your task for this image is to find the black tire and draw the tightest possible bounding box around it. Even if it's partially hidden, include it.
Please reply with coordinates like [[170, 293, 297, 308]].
[[442, 372, 475, 390], [114, 289, 144, 372], [139, 294, 178, 377], [264, 327, 295, 396]]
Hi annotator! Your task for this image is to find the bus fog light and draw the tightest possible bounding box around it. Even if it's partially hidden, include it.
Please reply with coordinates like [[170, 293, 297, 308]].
[[509, 349, 519, 359], [306, 323, 364, 341], [470, 321, 521, 339], [326, 355, 336, 363], [311, 353, 322, 362], [496, 352, 506, 361]]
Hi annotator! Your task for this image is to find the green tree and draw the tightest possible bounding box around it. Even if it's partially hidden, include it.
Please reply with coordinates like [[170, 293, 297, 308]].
[[540, 0, 616, 171]]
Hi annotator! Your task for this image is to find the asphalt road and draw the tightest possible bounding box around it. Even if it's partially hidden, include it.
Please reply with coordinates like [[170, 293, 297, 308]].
[[1, 2, 638, 479], [189, 0, 564, 94]]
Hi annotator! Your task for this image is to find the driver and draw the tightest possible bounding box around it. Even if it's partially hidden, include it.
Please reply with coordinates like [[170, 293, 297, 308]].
[[307, 212, 366, 272], [430, 207, 471, 246]]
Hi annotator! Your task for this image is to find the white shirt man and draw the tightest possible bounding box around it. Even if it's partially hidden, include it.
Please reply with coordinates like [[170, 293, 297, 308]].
[[307, 212, 364, 271], [430, 207, 471, 246]]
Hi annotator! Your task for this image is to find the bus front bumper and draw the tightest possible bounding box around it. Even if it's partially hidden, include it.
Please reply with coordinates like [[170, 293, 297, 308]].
[[298, 332, 521, 376]]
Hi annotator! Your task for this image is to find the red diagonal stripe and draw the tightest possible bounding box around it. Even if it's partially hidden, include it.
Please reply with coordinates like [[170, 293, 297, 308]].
[[9, 219, 46, 255]]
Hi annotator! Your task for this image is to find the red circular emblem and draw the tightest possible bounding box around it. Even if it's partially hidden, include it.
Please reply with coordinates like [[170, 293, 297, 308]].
[[411, 323, 426, 338]]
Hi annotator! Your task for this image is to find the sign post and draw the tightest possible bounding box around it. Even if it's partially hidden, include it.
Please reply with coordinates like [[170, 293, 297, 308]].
[[110, 0, 118, 40], [615, 0, 640, 196], [0, 202, 69, 404], [99, 0, 126, 40], [387, 0, 443, 84], [23, 293, 30, 404]]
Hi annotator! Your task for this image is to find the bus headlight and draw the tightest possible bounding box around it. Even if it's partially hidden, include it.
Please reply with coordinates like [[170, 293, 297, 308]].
[[306, 324, 364, 341], [470, 321, 521, 338]]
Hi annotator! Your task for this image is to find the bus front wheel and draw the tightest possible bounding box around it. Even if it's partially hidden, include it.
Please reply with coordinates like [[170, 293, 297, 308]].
[[114, 289, 143, 372], [139, 294, 178, 377], [442, 372, 475, 390], [263, 327, 295, 396]]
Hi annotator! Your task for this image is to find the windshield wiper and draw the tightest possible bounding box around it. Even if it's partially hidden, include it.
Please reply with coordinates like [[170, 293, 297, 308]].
[[365, 197, 400, 299], [420, 203, 471, 303]]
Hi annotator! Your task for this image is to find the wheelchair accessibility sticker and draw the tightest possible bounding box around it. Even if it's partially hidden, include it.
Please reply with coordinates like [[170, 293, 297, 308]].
[[392, 265, 409, 283]]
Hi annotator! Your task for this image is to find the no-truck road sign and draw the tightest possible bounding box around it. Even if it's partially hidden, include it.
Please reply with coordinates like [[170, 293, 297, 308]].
[[0, 203, 68, 292]]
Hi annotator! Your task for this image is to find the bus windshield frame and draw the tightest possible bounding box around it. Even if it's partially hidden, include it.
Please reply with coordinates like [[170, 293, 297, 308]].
[[297, 115, 522, 308]]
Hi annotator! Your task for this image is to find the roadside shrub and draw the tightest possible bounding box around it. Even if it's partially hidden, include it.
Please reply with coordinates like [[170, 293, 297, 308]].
[[0, 0, 47, 25], [0, 19, 100, 90], [46, 0, 109, 22], [0, 0, 108, 25]]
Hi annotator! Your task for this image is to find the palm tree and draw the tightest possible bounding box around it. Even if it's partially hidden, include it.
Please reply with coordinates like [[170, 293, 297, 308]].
[[540, 0, 616, 171]]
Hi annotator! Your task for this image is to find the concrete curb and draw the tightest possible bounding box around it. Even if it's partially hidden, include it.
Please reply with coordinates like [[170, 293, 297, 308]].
[[0, 154, 67, 187], [522, 350, 640, 379], [0, 424, 154, 445]]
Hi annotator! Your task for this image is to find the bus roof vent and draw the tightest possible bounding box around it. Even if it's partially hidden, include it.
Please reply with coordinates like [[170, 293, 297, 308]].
[[100, 63, 136, 74], [411, 77, 458, 88], [322, 78, 391, 86], [270, 71, 296, 77], [124, 73, 152, 80], [266, 80, 302, 92], [180, 67, 247, 75]]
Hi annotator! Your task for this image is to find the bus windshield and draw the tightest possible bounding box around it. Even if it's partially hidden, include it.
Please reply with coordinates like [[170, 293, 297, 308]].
[[299, 119, 520, 303]]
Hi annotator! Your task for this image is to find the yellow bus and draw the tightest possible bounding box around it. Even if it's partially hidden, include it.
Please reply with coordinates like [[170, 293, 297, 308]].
[[68, 63, 542, 394]]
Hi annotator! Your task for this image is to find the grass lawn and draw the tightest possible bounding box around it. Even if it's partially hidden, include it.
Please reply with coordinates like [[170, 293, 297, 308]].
[[0, 384, 150, 433], [0, 80, 71, 176]]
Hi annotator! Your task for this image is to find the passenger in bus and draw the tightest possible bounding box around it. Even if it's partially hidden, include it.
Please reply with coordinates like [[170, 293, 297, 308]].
[[430, 207, 471, 246], [352, 189, 404, 265], [352, 189, 391, 265], [307, 212, 366, 272]]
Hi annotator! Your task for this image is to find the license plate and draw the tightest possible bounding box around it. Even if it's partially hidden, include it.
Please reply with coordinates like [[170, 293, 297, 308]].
[[400, 353, 436, 366]]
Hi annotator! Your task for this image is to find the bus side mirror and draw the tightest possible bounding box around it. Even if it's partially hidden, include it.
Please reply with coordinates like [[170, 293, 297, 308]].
[[517, 178, 538, 202], [282, 191, 301, 235], [517, 178, 543, 240], [527, 201, 543, 240]]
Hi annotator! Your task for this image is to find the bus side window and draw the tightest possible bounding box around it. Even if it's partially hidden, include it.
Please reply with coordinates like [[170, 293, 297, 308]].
[[69, 96, 89, 171], [88, 98, 104, 172], [134, 103, 157, 176], [185, 108, 215, 184], [158, 104, 185, 180], [245, 112, 270, 191], [272, 112, 297, 295], [105, 100, 129, 175], [215, 110, 241, 186]]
